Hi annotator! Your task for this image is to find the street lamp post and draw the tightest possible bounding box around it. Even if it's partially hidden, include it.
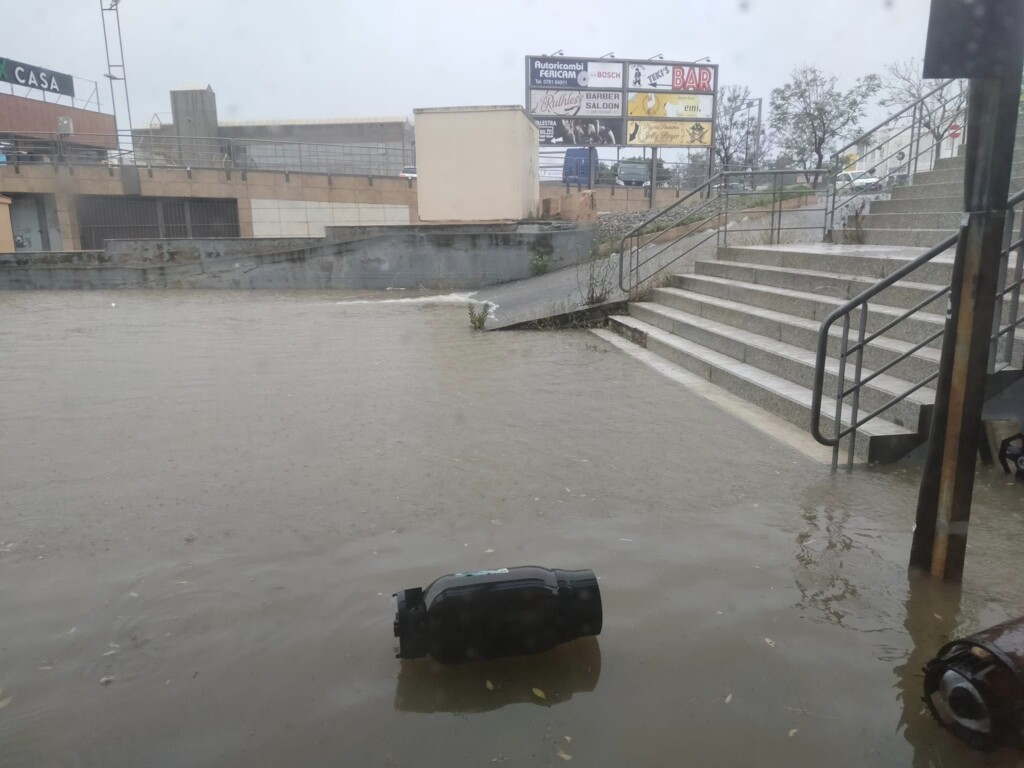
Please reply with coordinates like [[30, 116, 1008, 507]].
[[743, 98, 763, 169], [100, 0, 134, 156]]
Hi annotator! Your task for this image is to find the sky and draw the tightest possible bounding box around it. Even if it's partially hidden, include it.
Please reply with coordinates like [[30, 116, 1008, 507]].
[[9, 0, 935, 130]]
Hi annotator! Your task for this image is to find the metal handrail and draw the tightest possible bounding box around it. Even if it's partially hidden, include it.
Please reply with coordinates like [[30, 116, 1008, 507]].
[[810, 187, 1024, 468], [833, 79, 958, 160], [618, 169, 827, 295], [618, 173, 721, 293], [825, 79, 967, 237]]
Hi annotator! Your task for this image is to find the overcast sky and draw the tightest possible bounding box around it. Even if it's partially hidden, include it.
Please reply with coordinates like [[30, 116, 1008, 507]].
[[13, 0, 933, 128]]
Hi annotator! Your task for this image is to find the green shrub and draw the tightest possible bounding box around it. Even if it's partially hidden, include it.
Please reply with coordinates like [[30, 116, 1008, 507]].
[[529, 253, 550, 276], [468, 302, 491, 330]]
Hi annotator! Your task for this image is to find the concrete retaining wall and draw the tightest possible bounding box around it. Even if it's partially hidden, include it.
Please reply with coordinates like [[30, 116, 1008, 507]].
[[0, 224, 594, 290]]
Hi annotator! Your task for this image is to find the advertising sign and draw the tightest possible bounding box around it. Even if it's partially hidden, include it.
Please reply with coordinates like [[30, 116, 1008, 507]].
[[627, 92, 714, 119], [0, 56, 75, 96], [526, 54, 718, 149], [536, 118, 624, 146], [626, 63, 714, 93], [627, 120, 712, 147], [530, 89, 623, 118], [529, 58, 624, 89]]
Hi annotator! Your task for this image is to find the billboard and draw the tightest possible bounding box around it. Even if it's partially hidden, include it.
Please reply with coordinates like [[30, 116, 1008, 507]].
[[536, 118, 624, 146], [626, 63, 715, 93], [526, 55, 718, 149], [528, 58, 624, 89], [627, 92, 714, 119], [0, 56, 75, 97], [627, 120, 712, 147], [530, 89, 623, 118]]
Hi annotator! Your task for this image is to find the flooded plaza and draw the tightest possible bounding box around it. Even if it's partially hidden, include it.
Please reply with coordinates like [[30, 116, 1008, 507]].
[[1, 291, 1022, 767]]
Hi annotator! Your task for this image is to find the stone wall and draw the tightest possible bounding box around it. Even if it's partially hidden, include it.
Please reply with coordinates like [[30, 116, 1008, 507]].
[[0, 224, 594, 291]]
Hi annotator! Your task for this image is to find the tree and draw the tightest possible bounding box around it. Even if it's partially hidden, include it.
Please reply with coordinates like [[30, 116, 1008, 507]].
[[714, 85, 771, 172], [881, 59, 966, 167], [770, 66, 881, 186]]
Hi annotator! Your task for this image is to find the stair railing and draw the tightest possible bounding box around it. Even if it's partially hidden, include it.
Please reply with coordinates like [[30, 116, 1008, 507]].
[[824, 78, 966, 240], [618, 169, 827, 296], [810, 189, 1024, 470], [618, 174, 721, 295]]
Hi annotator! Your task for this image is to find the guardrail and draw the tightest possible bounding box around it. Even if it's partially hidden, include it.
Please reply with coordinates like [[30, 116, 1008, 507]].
[[0, 130, 415, 178]]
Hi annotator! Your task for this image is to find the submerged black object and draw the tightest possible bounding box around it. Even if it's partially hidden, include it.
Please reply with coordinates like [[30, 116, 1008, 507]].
[[393, 566, 602, 663], [923, 616, 1024, 750], [998, 433, 1024, 478]]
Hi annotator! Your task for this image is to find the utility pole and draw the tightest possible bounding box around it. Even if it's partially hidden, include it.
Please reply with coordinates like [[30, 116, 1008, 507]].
[[910, 0, 1024, 580]]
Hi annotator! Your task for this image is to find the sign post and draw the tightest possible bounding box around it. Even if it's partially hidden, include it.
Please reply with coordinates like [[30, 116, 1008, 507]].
[[910, 0, 1024, 580]]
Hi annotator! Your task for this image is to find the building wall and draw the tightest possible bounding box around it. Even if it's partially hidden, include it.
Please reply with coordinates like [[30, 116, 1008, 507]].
[[414, 106, 539, 221], [0, 93, 117, 148], [540, 181, 707, 213], [251, 199, 410, 236], [0, 195, 14, 251], [0, 164, 418, 249], [135, 110, 415, 177]]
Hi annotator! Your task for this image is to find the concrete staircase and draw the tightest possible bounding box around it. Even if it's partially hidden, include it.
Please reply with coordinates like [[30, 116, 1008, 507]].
[[859, 126, 1024, 247], [608, 243, 1024, 463]]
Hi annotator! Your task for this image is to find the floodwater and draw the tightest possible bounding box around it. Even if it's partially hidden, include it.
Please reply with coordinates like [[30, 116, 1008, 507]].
[[0, 290, 1022, 767]]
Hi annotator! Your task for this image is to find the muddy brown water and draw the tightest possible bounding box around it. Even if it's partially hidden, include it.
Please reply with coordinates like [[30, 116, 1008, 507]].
[[1, 291, 1022, 767]]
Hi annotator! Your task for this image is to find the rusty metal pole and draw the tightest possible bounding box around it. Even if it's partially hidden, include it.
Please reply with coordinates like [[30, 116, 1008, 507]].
[[910, 71, 1023, 579], [649, 147, 658, 210]]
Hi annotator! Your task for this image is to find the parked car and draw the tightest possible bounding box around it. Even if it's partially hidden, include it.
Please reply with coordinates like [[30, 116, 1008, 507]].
[[399, 165, 417, 180], [836, 170, 881, 192], [616, 162, 650, 187]]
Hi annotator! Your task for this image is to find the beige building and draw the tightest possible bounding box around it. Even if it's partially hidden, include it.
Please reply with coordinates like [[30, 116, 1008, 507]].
[[0, 196, 14, 252], [414, 106, 539, 222]]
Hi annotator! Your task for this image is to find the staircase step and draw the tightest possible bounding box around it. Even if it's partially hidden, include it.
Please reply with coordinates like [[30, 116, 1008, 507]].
[[869, 196, 964, 215], [607, 314, 922, 462], [668, 274, 946, 346], [628, 301, 933, 432], [912, 161, 1024, 186], [933, 156, 964, 172], [646, 285, 941, 383], [893, 178, 1024, 200], [861, 228, 958, 248], [696, 260, 949, 313], [861, 211, 964, 231], [715, 244, 956, 285]]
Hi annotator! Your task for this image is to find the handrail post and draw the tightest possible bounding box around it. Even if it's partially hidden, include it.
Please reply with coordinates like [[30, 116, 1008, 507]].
[[723, 183, 729, 248], [990, 207, 1014, 371], [832, 314, 851, 472], [1005, 210, 1024, 367], [911, 103, 922, 181], [848, 302, 868, 469]]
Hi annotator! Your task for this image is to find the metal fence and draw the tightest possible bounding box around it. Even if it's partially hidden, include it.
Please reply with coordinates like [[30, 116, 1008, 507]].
[[0, 130, 416, 178], [77, 196, 240, 249], [539, 147, 712, 190]]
